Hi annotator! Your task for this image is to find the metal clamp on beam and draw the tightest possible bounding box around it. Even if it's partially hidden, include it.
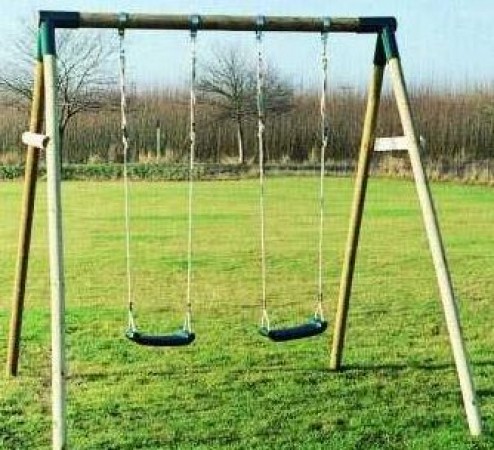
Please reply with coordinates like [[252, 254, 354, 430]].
[[118, 12, 129, 36], [321, 17, 331, 34], [255, 15, 266, 38], [21, 132, 50, 150], [189, 14, 200, 37]]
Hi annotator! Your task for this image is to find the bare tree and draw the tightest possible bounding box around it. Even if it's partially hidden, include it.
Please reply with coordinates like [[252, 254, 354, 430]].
[[198, 46, 293, 164], [0, 24, 116, 161]]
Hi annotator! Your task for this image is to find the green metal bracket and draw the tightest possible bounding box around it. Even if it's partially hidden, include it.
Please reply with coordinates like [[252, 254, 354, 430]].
[[358, 17, 397, 34], [373, 33, 386, 66], [39, 11, 80, 28], [39, 20, 56, 56], [36, 31, 43, 62], [381, 26, 400, 60]]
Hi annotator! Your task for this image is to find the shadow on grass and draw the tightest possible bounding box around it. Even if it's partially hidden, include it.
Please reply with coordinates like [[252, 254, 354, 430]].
[[342, 358, 494, 373], [69, 358, 494, 381]]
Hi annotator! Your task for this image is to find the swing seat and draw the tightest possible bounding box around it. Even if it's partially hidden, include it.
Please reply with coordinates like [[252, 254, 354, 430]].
[[260, 317, 328, 342], [126, 328, 195, 347]]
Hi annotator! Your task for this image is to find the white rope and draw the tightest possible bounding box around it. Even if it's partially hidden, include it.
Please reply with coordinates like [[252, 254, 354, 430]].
[[256, 25, 270, 331], [316, 29, 329, 320], [256, 24, 269, 330], [185, 23, 198, 333], [118, 27, 135, 331]]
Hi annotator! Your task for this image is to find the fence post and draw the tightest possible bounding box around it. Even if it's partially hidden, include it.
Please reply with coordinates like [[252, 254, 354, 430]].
[[156, 119, 161, 160]]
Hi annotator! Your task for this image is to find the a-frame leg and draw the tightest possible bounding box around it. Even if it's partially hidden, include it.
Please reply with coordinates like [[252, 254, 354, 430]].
[[40, 20, 68, 449], [384, 29, 482, 436], [330, 26, 482, 436], [6, 34, 45, 377], [330, 36, 386, 370]]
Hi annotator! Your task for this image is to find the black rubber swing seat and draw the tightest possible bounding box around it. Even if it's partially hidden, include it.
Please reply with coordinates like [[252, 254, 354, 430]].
[[259, 317, 328, 342], [126, 328, 195, 347]]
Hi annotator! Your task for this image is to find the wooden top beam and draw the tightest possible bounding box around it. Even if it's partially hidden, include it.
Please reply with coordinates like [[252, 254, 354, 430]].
[[39, 11, 397, 34]]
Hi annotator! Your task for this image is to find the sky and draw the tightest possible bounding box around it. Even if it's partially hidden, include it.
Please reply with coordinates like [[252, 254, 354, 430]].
[[1, 0, 493, 91]]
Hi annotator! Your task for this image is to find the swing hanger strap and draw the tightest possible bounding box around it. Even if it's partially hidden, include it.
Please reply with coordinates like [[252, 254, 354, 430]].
[[189, 14, 201, 37], [118, 12, 129, 36]]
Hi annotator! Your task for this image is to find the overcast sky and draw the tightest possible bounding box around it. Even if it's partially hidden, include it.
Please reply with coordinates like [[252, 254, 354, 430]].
[[1, 0, 493, 90]]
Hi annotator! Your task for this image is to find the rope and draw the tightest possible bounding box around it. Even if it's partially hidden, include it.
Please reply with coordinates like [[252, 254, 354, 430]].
[[119, 14, 197, 334], [118, 18, 135, 331], [256, 17, 269, 330], [185, 16, 199, 333], [316, 21, 330, 320]]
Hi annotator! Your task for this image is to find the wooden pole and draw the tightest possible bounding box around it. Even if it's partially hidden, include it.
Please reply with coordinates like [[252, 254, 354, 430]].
[[41, 20, 68, 449], [6, 44, 45, 377], [330, 38, 385, 371], [39, 11, 396, 34], [387, 51, 482, 436]]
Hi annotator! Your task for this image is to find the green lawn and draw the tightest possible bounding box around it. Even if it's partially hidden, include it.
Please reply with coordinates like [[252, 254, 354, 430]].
[[1, 177, 493, 449]]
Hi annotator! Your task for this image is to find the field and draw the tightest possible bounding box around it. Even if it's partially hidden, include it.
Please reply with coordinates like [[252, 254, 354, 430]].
[[1, 176, 493, 449]]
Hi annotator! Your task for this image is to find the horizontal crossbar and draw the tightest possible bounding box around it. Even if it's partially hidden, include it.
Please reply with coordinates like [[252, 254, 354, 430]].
[[374, 135, 426, 152], [39, 11, 397, 34], [22, 131, 49, 150], [374, 136, 410, 152]]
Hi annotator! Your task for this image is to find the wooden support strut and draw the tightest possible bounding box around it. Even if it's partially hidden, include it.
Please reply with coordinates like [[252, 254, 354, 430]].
[[330, 35, 386, 371], [6, 41, 45, 377]]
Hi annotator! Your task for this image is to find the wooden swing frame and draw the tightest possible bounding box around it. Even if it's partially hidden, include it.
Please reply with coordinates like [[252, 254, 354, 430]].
[[5, 11, 482, 449]]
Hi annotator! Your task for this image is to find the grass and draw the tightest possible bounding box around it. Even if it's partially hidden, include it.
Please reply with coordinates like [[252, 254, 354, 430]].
[[0, 176, 493, 449]]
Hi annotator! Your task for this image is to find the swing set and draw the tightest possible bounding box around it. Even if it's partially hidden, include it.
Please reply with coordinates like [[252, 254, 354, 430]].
[[118, 13, 329, 346], [5, 11, 482, 449]]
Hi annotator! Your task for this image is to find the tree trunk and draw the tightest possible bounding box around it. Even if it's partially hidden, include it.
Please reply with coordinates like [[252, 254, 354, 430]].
[[236, 117, 244, 165], [58, 124, 65, 165]]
